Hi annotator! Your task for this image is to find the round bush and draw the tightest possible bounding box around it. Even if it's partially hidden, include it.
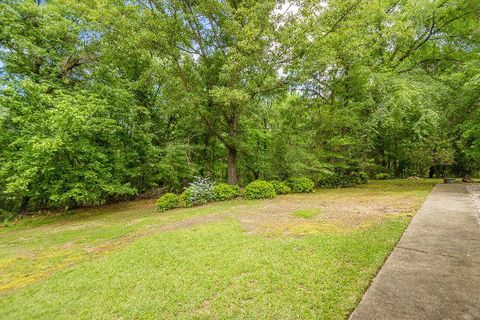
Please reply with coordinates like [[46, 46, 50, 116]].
[[270, 180, 291, 195], [213, 183, 240, 201], [178, 188, 193, 207], [245, 180, 276, 200], [188, 176, 215, 205], [156, 193, 178, 212], [288, 177, 315, 193], [375, 173, 391, 180]]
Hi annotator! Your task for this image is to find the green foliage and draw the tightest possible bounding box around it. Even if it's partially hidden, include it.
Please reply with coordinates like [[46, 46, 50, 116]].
[[156, 145, 196, 192], [0, 210, 17, 227], [375, 173, 391, 180], [0, 0, 479, 214], [316, 168, 368, 188], [213, 183, 240, 201], [317, 173, 356, 188], [287, 177, 315, 193], [352, 172, 369, 185], [0, 89, 140, 211], [186, 177, 215, 206], [245, 180, 276, 200], [156, 193, 178, 212], [177, 189, 193, 208], [270, 181, 291, 195]]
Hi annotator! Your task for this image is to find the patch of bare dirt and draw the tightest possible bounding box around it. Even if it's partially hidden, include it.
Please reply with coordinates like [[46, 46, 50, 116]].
[[61, 241, 75, 249], [227, 193, 421, 235], [159, 213, 226, 232], [198, 299, 212, 314], [233, 200, 310, 234], [318, 196, 418, 226]]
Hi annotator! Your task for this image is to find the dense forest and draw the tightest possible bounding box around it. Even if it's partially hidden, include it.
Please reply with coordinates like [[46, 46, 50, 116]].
[[0, 0, 479, 212]]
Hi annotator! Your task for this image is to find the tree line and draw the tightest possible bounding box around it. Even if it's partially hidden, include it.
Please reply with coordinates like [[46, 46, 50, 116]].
[[0, 0, 479, 212]]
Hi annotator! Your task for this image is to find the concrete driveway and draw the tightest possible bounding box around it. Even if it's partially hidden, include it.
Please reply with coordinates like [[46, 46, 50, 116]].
[[350, 184, 480, 320]]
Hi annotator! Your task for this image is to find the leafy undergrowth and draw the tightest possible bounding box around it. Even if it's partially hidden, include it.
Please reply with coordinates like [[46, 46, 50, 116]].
[[0, 180, 437, 319]]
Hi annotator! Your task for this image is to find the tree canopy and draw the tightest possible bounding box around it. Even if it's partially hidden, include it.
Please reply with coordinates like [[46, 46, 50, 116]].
[[1, 0, 479, 212]]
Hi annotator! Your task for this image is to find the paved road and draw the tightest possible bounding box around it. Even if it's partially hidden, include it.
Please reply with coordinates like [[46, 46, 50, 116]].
[[350, 184, 480, 320]]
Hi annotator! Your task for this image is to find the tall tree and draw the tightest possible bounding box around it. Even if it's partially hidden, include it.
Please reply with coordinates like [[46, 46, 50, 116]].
[[127, 0, 284, 184]]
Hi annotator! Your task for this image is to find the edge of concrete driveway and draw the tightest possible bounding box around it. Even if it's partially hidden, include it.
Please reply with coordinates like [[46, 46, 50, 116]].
[[349, 183, 480, 320]]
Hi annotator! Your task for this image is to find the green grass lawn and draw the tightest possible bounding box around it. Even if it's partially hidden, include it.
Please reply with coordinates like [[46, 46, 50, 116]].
[[0, 180, 437, 319]]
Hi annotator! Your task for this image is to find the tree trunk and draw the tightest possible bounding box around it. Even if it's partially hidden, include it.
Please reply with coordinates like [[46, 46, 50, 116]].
[[227, 113, 238, 185]]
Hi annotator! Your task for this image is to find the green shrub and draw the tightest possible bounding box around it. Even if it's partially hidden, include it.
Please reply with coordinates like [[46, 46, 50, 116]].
[[156, 193, 179, 212], [178, 188, 193, 207], [188, 176, 215, 205], [213, 183, 240, 201], [375, 173, 391, 180], [270, 180, 291, 194], [0, 210, 17, 226], [287, 177, 315, 193], [351, 171, 368, 184], [245, 180, 276, 200]]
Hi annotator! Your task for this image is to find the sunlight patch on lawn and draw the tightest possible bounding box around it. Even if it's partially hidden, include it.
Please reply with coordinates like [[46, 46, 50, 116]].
[[292, 208, 321, 219]]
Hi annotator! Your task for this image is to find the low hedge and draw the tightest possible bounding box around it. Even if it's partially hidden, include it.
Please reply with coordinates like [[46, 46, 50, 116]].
[[178, 189, 193, 207], [270, 180, 291, 194], [213, 183, 240, 201], [287, 177, 315, 193], [317, 171, 368, 188], [156, 193, 179, 212], [351, 171, 368, 184], [375, 173, 391, 180], [245, 180, 276, 200], [157, 176, 322, 212]]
